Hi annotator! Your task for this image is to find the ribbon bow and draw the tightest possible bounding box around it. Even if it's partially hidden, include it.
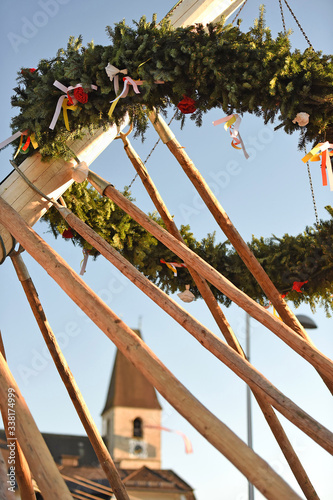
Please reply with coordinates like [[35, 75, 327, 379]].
[[49, 81, 97, 130], [160, 259, 187, 277], [108, 76, 143, 118], [0, 129, 38, 156], [213, 114, 249, 159], [13, 130, 38, 158], [105, 63, 128, 95], [302, 141, 333, 190]]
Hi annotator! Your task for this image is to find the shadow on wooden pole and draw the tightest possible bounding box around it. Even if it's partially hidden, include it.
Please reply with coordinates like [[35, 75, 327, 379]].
[[0, 197, 302, 500], [10, 251, 129, 500]]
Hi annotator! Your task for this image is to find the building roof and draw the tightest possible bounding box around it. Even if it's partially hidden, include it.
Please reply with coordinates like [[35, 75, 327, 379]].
[[0, 429, 100, 467], [102, 329, 162, 413], [60, 464, 196, 499]]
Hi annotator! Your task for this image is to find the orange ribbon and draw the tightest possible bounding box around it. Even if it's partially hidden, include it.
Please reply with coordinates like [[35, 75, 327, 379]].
[[302, 142, 333, 190]]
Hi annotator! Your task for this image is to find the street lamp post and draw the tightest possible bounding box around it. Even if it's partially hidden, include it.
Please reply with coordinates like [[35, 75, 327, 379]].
[[245, 313, 254, 500], [245, 312, 317, 499]]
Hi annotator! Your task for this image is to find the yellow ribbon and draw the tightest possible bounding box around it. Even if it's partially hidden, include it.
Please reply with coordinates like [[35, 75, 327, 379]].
[[224, 115, 237, 132], [302, 142, 329, 163], [14, 135, 24, 158], [13, 131, 38, 158], [108, 95, 122, 118], [62, 98, 78, 131], [30, 133, 38, 149]]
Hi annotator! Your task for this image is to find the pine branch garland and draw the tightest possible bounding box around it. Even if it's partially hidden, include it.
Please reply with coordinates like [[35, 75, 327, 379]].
[[42, 185, 333, 315], [8, 12, 333, 161]]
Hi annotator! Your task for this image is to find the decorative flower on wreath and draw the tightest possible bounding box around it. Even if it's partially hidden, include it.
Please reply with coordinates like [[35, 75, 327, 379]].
[[21, 68, 36, 74], [177, 96, 197, 114], [62, 228, 74, 239], [73, 87, 89, 104]]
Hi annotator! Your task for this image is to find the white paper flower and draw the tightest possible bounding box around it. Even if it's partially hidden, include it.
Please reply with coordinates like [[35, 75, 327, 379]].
[[72, 161, 88, 183], [292, 112, 310, 127], [178, 285, 195, 303], [105, 63, 128, 82]]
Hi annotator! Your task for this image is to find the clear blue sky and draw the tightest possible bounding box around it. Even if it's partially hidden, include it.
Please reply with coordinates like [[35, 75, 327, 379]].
[[0, 1, 332, 499]]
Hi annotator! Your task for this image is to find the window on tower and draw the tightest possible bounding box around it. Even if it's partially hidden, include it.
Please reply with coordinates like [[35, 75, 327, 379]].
[[133, 417, 143, 438]]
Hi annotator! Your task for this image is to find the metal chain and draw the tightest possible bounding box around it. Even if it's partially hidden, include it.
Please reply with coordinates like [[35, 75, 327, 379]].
[[127, 112, 177, 190], [231, 0, 249, 24], [278, 0, 286, 34], [305, 160, 319, 226], [282, 0, 313, 49]]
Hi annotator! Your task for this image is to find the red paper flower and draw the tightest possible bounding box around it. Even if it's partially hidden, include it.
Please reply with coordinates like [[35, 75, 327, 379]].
[[177, 95, 196, 114], [62, 228, 74, 239], [292, 280, 308, 293], [73, 87, 88, 104], [21, 68, 36, 74]]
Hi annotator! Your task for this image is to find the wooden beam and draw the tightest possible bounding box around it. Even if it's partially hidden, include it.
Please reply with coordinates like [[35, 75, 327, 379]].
[[0, 447, 15, 500], [86, 170, 333, 386], [0, 353, 72, 498], [73, 489, 103, 500], [61, 474, 112, 495], [0, 332, 36, 500], [119, 131, 243, 353], [118, 134, 319, 499], [0, 117, 129, 263], [51, 202, 333, 456], [165, 0, 246, 27], [73, 475, 113, 494], [0, 198, 302, 500], [10, 252, 129, 500], [148, 112, 318, 330]]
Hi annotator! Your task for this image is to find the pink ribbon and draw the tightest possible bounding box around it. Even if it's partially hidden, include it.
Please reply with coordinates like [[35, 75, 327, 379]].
[[213, 114, 249, 159], [145, 425, 193, 454]]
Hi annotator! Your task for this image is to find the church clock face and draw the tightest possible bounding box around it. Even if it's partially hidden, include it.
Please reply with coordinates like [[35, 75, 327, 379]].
[[129, 439, 148, 458]]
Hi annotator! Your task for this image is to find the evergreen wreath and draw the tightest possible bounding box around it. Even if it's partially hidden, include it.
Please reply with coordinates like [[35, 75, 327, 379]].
[[3, 11, 333, 313], [9, 11, 333, 161]]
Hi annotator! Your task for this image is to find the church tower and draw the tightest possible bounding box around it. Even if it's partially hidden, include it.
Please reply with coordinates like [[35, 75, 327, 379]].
[[101, 330, 162, 469]]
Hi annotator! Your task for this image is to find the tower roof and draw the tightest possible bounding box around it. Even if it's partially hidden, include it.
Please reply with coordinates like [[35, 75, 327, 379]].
[[102, 330, 162, 414]]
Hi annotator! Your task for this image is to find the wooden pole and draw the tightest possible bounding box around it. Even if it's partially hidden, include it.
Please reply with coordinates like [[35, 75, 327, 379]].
[[0, 354, 72, 499], [74, 475, 113, 494], [10, 252, 129, 500], [61, 474, 113, 495], [120, 131, 243, 353], [119, 134, 319, 499], [0, 332, 36, 500], [52, 202, 333, 458], [0, 446, 15, 500], [0, 199, 303, 500], [1, 199, 332, 458], [147, 111, 312, 340], [86, 171, 333, 385]]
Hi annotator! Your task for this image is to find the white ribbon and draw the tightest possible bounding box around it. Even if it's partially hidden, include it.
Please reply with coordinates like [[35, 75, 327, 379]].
[[109, 76, 142, 109], [79, 249, 89, 276], [49, 81, 98, 130], [105, 63, 128, 95], [0, 130, 24, 151]]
